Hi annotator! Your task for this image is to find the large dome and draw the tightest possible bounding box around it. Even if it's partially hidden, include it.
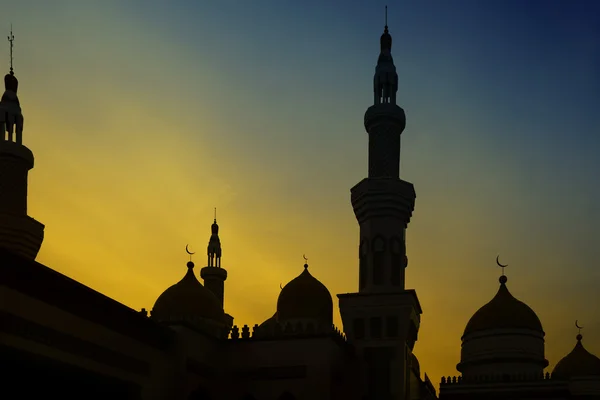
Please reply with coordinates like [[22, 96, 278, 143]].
[[463, 275, 543, 338], [553, 335, 600, 379], [276, 263, 333, 325], [458, 275, 548, 378], [152, 261, 224, 323]]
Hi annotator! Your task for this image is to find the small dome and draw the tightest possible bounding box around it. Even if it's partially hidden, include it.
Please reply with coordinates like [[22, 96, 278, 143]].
[[553, 335, 600, 379], [152, 261, 224, 323], [277, 263, 333, 325], [464, 276, 543, 337]]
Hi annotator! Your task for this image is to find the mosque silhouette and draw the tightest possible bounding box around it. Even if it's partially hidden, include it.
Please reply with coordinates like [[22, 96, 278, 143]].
[[1, 20, 599, 400]]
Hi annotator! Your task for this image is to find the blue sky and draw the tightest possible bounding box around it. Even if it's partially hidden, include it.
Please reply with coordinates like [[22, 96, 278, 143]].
[[3, 0, 599, 385]]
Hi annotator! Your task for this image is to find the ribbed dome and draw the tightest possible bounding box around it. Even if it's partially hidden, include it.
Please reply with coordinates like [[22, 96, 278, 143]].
[[463, 276, 543, 337], [152, 261, 224, 323], [276, 263, 333, 325], [553, 335, 600, 379]]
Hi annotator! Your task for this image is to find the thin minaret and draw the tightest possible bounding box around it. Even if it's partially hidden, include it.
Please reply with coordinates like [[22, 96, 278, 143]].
[[201, 211, 228, 307], [0, 27, 45, 259], [338, 8, 422, 400]]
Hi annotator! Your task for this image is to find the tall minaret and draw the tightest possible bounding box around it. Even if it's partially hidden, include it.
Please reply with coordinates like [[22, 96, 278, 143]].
[[200, 211, 227, 307], [338, 9, 421, 400], [0, 29, 44, 259]]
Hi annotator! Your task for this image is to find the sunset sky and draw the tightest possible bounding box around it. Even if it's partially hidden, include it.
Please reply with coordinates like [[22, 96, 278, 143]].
[[3, 0, 600, 386]]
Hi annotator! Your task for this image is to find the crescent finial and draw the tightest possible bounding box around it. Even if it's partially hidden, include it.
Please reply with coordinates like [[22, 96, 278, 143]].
[[279, 283, 283, 290], [303, 254, 308, 262], [576, 320, 584, 330], [496, 255, 508, 276], [185, 244, 196, 255]]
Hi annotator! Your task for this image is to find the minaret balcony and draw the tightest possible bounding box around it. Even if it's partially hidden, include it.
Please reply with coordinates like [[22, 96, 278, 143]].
[[351, 178, 415, 225]]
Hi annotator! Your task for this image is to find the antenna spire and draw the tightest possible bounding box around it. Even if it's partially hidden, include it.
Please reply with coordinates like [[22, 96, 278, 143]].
[[7, 25, 14, 75], [214, 207, 217, 222], [385, 5, 388, 28]]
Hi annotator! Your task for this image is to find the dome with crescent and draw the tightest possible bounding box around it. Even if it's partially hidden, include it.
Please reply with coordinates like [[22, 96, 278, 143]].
[[457, 259, 548, 379], [276, 261, 333, 327], [553, 332, 600, 380], [463, 275, 544, 337], [152, 261, 224, 324]]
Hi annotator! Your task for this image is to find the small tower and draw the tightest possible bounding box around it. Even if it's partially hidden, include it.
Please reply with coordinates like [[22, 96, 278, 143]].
[[200, 212, 228, 307], [0, 29, 44, 259]]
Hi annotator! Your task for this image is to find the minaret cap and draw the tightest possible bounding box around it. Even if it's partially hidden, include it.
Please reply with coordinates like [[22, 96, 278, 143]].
[[207, 210, 222, 268], [5, 27, 17, 93], [380, 6, 392, 52], [4, 72, 17, 93]]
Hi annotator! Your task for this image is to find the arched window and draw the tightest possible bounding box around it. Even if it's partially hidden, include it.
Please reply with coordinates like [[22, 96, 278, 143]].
[[372, 236, 385, 285], [278, 392, 296, 400], [390, 236, 403, 286], [359, 239, 368, 289]]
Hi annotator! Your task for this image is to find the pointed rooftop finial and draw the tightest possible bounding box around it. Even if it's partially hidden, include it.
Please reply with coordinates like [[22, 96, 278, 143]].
[[7, 25, 14, 75], [575, 320, 584, 341], [379, 6, 392, 53], [303, 254, 308, 269], [385, 5, 388, 32], [214, 207, 217, 222]]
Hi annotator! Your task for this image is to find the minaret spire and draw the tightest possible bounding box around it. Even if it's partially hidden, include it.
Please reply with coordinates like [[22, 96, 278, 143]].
[[385, 5, 388, 30], [7, 25, 14, 76], [374, 5, 397, 106], [201, 213, 228, 307], [0, 27, 45, 260], [207, 212, 222, 267]]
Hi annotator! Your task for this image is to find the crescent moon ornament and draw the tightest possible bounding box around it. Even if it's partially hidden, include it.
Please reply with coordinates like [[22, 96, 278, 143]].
[[303, 254, 308, 262], [185, 244, 195, 255], [576, 320, 584, 330], [496, 255, 508, 268], [496, 255, 508, 277], [280, 283, 283, 290]]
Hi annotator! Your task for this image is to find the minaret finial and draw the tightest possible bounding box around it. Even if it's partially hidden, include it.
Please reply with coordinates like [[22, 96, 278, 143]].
[[303, 254, 308, 269], [7, 25, 14, 75], [214, 207, 217, 222], [385, 5, 388, 28]]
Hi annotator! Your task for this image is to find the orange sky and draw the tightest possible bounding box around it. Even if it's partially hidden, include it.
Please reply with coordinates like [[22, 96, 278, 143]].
[[5, 0, 600, 388]]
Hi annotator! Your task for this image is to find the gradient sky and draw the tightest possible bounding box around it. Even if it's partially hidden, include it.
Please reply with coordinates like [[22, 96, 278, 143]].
[[3, 0, 600, 388]]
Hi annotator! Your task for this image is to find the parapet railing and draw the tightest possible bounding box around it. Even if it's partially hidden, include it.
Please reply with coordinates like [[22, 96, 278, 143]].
[[441, 371, 556, 386], [227, 322, 347, 345]]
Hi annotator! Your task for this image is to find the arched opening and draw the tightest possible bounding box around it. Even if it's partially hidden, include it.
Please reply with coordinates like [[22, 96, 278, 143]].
[[390, 236, 403, 286], [359, 239, 368, 289], [372, 236, 385, 285]]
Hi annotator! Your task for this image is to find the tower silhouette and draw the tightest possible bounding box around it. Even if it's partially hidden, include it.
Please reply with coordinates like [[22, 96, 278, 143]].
[[201, 214, 227, 307], [338, 11, 421, 400], [0, 31, 44, 259]]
